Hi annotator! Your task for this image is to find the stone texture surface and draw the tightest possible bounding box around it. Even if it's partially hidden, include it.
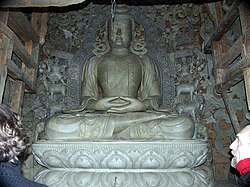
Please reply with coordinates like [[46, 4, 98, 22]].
[[33, 140, 211, 187]]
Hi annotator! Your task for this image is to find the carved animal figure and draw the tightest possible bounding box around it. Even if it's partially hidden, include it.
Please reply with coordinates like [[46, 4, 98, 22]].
[[46, 57, 67, 84], [44, 79, 66, 98], [176, 102, 203, 120], [176, 79, 199, 101], [49, 101, 65, 116], [179, 64, 191, 81]]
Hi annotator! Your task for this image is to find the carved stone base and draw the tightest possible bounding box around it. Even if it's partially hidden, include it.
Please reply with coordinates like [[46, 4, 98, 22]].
[[35, 169, 209, 187], [32, 140, 211, 186]]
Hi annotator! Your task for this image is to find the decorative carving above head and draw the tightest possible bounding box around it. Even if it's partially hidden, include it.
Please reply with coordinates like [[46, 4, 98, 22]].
[[93, 21, 147, 57]]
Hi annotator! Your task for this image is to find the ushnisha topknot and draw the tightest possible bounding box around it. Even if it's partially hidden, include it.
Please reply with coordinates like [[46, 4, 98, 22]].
[[0, 105, 29, 163]]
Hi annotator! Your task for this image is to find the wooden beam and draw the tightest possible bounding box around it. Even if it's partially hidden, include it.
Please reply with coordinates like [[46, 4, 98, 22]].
[[0, 66, 7, 103], [31, 12, 48, 45], [8, 11, 39, 43], [239, 2, 250, 111], [0, 0, 222, 7], [212, 39, 227, 84], [210, 1, 228, 85], [7, 59, 35, 92], [239, 2, 250, 63], [23, 41, 36, 84], [215, 57, 248, 93], [221, 91, 241, 134], [204, 0, 241, 53], [217, 36, 242, 69], [0, 0, 86, 7], [0, 11, 9, 24], [39, 13, 48, 45], [0, 33, 13, 65], [10, 80, 24, 113], [12, 36, 37, 68], [0, 20, 13, 37], [0, 21, 37, 68], [243, 67, 250, 110], [0, 33, 13, 103]]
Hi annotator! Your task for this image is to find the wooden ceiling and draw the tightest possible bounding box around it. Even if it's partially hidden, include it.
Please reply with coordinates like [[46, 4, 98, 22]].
[[0, 0, 221, 8]]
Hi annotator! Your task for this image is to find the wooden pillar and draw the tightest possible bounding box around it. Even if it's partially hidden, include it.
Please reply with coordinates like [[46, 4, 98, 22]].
[[0, 33, 13, 103], [39, 13, 48, 45], [0, 11, 9, 24], [212, 1, 228, 85], [31, 12, 48, 45], [239, 2, 250, 110], [221, 92, 241, 133], [243, 67, 250, 109], [11, 81, 25, 113], [0, 66, 7, 103]]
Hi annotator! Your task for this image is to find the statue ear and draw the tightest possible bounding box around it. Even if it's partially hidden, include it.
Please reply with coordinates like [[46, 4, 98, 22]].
[[105, 19, 111, 47], [131, 18, 136, 40], [105, 18, 110, 38], [131, 18, 135, 32]]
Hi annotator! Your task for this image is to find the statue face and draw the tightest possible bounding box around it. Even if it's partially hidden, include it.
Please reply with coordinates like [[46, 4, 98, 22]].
[[230, 125, 250, 168], [108, 15, 133, 48]]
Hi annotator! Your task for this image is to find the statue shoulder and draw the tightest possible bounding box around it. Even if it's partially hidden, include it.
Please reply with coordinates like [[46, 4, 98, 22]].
[[83, 56, 103, 68], [139, 55, 157, 68], [88, 56, 101, 63]]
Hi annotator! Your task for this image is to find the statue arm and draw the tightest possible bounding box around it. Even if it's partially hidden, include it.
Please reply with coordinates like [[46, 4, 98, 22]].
[[62, 58, 100, 113], [107, 56, 161, 113], [80, 57, 128, 111], [80, 57, 100, 110], [140, 56, 161, 109]]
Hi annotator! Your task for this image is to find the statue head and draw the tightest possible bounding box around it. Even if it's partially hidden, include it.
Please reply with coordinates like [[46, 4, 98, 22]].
[[106, 5, 135, 49]]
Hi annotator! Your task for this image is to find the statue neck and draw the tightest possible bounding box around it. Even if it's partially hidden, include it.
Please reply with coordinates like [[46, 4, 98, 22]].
[[111, 48, 130, 55]]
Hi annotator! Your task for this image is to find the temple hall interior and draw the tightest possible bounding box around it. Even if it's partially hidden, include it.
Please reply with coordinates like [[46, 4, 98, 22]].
[[0, 0, 249, 186]]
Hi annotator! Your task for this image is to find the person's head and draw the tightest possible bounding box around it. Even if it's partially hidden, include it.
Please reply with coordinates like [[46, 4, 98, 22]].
[[230, 125, 250, 168], [106, 5, 134, 49], [0, 105, 29, 163]]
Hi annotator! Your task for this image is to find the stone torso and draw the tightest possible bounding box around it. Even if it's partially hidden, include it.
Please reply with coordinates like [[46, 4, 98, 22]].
[[97, 52, 142, 98]]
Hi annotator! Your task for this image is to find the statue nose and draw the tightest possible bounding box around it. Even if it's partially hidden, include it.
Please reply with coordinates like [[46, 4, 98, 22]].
[[114, 28, 123, 45]]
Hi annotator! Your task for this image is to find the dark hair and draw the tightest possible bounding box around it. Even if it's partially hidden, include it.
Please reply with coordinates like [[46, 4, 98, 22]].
[[0, 105, 29, 162]]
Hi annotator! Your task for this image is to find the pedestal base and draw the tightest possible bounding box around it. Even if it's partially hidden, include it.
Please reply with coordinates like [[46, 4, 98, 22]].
[[32, 140, 211, 187], [35, 169, 209, 187]]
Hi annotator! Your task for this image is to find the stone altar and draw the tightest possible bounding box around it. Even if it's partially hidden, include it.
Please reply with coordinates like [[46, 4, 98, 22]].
[[33, 141, 209, 187], [32, 5, 211, 187]]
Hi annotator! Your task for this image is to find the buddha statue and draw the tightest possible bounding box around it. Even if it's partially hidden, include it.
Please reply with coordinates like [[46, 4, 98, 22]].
[[44, 6, 195, 140]]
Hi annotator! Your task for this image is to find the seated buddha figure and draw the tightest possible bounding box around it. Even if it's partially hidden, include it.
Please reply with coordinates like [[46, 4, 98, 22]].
[[44, 6, 195, 140]]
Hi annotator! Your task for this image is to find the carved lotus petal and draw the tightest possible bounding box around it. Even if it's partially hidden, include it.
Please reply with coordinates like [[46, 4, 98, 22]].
[[135, 150, 165, 169], [43, 150, 66, 167], [69, 150, 96, 168], [172, 172, 195, 186], [101, 150, 132, 169], [104, 173, 130, 187], [72, 172, 97, 186], [138, 173, 165, 187]]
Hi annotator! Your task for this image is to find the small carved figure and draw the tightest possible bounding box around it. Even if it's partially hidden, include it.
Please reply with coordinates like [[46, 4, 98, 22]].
[[49, 99, 65, 115], [43, 80, 66, 98], [46, 56, 67, 84], [179, 64, 191, 81], [176, 79, 199, 101], [41, 56, 67, 99], [176, 101, 203, 120]]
